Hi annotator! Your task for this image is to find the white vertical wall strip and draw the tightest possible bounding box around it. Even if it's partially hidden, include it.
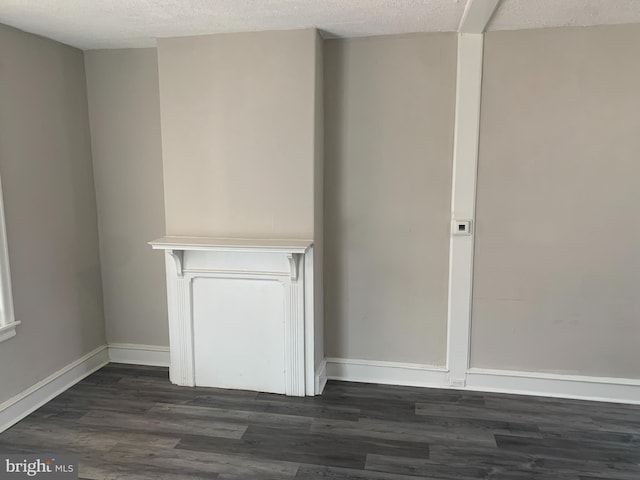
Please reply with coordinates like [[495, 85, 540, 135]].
[[446, 33, 485, 386], [0, 167, 18, 343]]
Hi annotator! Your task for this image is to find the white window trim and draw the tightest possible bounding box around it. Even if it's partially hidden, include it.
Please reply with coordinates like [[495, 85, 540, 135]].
[[0, 173, 18, 344]]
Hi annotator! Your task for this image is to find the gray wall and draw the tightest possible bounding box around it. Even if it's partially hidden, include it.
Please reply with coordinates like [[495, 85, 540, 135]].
[[84, 49, 168, 347], [0, 24, 106, 404], [324, 34, 456, 365], [3, 19, 634, 395], [157, 29, 319, 239], [472, 24, 640, 377]]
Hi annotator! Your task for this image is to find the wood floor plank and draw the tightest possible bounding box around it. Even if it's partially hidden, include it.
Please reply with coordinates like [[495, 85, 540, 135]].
[[429, 443, 640, 480], [294, 464, 431, 480], [187, 394, 361, 421], [78, 409, 247, 439], [495, 433, 640, 464], [310, 416, 496, 446], [148, 402, 314, 430], [106, 442, 299, 479], [365, 453, 447, 478], [177, 422, 430, 471]]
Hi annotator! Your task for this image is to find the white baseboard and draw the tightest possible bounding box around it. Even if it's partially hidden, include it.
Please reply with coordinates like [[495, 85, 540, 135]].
[[314, 358, 327, 395], [326, 357, 449, 388], [108, 343, 170, 367], [325, 357, 640, 405], [465, 368, 640, 405], [0, 345, 109, 433]]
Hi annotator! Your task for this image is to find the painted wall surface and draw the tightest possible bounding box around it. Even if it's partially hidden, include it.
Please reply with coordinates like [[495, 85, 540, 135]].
[[472, 24, 640, 378], [85, 49, 168, 347], [157, 29, 318, 239], [324, 34, 456, 365], [0, 24, 106, 404]]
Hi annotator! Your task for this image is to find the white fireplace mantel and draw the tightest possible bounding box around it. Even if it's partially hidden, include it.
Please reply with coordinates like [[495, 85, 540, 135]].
[[150, 236, 317, 396]]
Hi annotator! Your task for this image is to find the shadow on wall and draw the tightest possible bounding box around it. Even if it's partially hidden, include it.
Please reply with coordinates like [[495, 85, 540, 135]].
[[323, 41, 347, 357]]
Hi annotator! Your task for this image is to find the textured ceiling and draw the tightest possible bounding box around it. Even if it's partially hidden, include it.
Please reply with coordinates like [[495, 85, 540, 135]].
[[490, 0, 640, 31], [0, 0, 638, 50], [0, 0, 466, 50]]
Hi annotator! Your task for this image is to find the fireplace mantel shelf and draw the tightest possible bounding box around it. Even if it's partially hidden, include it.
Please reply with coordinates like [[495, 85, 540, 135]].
[[149, 236, 313, 254]]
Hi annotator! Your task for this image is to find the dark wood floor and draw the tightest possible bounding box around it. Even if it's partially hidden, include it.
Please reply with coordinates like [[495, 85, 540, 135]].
[[1, 364, 640, 479]]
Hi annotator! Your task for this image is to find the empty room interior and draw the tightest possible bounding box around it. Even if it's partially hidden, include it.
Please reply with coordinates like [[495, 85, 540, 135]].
[[1, 0, 640, 478]]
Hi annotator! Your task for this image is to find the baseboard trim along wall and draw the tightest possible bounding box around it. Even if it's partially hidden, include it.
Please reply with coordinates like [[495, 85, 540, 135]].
[[325, 357, 640, 405], [0, 345, 109, 433], [326, 357, 449, 388], [465, 368, 640, 405], [108, 343, 170, 367]]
